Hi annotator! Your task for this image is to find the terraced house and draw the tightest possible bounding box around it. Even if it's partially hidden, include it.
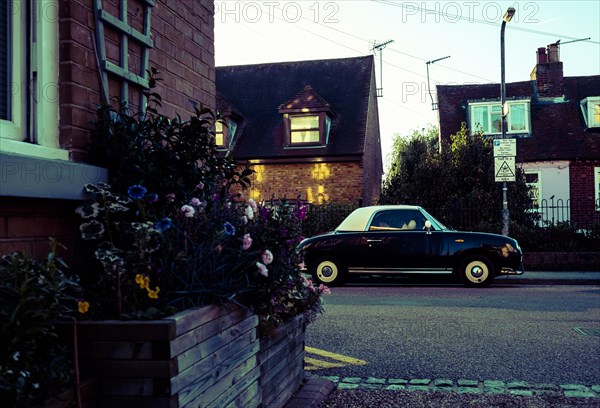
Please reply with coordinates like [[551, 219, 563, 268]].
[[0, 0, 216, 259], [437, 43, 600, 229], [216, 56, 383, 206]]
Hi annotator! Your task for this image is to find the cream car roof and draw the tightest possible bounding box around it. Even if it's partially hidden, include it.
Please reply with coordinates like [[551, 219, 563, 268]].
[[336, 205, 422, 232]]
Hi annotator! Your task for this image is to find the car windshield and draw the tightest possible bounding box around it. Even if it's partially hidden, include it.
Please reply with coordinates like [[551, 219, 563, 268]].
[[421, 208, 448, 230]]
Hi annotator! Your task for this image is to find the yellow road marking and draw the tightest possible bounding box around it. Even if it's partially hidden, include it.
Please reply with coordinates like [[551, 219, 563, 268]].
[[305, 346, 367, 367], [304, 357, 347, 370]]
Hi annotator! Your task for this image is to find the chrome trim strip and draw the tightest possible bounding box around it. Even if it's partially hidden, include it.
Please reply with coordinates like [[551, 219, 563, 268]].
[[348, 268, 453, 275]]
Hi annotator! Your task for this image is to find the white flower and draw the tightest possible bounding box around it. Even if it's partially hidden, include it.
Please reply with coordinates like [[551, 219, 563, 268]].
[[262, 249, 274, 265], [12, 352, 20, 361], [245, 205, 254, 220], [181, 205, 195, 218], [256, 262, 268, 277]]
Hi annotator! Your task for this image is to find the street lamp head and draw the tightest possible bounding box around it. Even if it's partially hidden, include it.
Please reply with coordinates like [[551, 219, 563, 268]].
[[503, 7, 516, 23]]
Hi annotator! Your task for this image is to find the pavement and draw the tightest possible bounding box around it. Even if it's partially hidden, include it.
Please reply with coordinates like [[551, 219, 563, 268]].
[[284, 270, 600, 408]]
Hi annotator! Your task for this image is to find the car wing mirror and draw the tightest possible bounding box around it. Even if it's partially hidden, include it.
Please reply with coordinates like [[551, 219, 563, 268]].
[[423, 220, 432, 235]]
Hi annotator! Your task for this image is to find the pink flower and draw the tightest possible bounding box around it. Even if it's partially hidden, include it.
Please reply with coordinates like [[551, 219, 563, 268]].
[[165, 193, 176, 203], [262, 249, 273, 265], [242, 233, 252, 250], [180, 205, 195, 218], [256, 262, 268, 277], [319, 284, 331, 295], [195, 182, 205, 191], [189, 197, 201, 206]]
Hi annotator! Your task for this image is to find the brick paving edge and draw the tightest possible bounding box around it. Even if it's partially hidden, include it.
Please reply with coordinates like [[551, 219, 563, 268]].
[[284, 375, 337, 408]]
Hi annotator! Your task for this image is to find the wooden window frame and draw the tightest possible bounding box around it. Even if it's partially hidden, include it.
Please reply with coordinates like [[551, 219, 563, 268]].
[[468, 100, 531, 136], [580, 97, 600, 128], [282, 111, 330, 147]]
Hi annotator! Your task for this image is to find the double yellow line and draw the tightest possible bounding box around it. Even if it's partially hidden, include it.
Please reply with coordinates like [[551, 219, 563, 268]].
[[305, 346, 367, 371]]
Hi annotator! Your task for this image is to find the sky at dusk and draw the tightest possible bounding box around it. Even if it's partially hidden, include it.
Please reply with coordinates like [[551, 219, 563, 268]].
[[214, 1, 600, 172]]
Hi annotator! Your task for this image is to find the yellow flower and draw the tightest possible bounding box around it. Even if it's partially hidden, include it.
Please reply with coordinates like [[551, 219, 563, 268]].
[[147, 286, 160, 299], [78, 301, 90, 314], [135, 274, 150, 289]]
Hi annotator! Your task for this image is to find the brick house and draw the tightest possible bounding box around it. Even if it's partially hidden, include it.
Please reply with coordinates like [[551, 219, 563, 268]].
[[0, 0, 215, 259], [437, 44, 600, 228], [215, 56, 383, 205]]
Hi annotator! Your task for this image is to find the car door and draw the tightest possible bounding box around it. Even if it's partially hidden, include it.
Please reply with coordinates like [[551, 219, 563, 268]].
[[361, 209, 430, 271]]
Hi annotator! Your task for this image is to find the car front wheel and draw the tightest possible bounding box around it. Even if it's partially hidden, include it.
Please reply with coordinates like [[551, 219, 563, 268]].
[[460, 255, 495, 286], [312, 257, 346, 286]]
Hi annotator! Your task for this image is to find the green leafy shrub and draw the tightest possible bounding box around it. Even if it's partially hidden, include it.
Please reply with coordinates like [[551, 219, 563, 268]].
[[0, 241, 80, 407]]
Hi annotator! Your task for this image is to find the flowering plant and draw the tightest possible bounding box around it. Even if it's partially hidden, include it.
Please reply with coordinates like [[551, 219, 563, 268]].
[[76, 74, 329, 332]]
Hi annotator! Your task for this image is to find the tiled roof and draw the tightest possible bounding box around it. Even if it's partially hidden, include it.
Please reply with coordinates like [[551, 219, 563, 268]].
[[216, 56, 375, 160], [437, 76, 600, 162], [278, 85, 333, 112]]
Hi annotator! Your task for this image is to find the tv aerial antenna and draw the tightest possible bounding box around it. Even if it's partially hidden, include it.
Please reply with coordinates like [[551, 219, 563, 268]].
[[426, 55, 450, 110], [371, 39, 394, 97]]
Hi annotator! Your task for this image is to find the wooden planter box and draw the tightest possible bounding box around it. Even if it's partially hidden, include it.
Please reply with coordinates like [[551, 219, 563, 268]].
[[59, 304, 306, 408]]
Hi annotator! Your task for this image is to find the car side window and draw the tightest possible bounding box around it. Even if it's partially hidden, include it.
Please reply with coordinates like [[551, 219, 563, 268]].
[[369, 210, 427, 231]]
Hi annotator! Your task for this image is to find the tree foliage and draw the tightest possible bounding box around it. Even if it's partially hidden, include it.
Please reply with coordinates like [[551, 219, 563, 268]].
[[380, 124, 534, 233]]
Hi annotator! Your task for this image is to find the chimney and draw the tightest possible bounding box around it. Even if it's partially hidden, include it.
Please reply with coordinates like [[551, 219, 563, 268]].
[[531, 42, 564, 97]]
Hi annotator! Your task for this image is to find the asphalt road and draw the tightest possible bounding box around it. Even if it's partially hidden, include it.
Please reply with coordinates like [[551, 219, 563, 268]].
[[305, 284, 600, 386]]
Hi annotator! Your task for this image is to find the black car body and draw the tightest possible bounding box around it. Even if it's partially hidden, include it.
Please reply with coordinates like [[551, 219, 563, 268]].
[[297, 205, 523, 286]]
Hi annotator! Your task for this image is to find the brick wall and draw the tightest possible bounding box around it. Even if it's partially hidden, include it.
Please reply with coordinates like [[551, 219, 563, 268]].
[[1, 0, 215, 260], [569, 160, 600, 227], [248, 162, 364, 205]]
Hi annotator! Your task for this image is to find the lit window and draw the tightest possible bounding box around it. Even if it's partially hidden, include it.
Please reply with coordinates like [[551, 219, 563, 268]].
[[469, 100, 530, 135], [290, 115, 320, 143], [580, 97, 600, 128], [214, 117, 237, 149], [524, 171, 542, 211], [0, 0, 63, 159]]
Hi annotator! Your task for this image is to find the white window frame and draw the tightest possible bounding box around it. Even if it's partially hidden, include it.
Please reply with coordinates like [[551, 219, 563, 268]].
[[595, 166, 600, 211], [0, 0, 64, 160], [468, 99, 531, 136], [580, 97, 600, 128]]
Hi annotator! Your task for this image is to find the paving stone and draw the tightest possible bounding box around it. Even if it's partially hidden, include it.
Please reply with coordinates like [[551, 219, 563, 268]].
[[531, 383, 560, 391], [433, 386, 454, 393], [321, 376, 340, 383], [457, 379, 479, 387], [385, 384, 406, 391], [563, 390, 597, 398], [433, 379, 454, 387], [388, 378, 409, 385], [510, 389, 534, 397], [483, 387, 506, 395], [361, 383, 384, 390], [409, 379, 432, 386], [407, 385, 431, 392], [507, 381, 529, 389], [560, 384, 590, 391], [337, 383, 360, 390], [365, 378, 387, 384], [457, 387, 481, 394], [483, 380, 505, 388], [591, 385, 600, 393], [341, 377, 362, 384]]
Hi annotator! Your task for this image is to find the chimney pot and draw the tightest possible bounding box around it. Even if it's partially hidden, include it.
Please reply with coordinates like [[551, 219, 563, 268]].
[[537, 47, 548, 64], [547, 43, 560, 62]]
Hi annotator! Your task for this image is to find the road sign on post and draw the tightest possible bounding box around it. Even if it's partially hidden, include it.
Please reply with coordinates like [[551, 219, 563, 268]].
[[494, 139, 516, 182]]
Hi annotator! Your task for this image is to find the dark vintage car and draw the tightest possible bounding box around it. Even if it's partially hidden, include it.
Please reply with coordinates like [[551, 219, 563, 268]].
[[297, 205, 523, 287]]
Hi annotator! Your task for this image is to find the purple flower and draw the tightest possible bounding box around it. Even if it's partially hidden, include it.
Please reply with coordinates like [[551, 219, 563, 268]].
[[242, 233, 252, 250], [127, 185, 147, 199], [190, 197, 201, 206], [195, 182, 205, 191]]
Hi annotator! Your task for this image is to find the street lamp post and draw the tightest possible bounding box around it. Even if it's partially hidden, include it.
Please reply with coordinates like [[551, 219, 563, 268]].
[[500, 7, 515, 236]]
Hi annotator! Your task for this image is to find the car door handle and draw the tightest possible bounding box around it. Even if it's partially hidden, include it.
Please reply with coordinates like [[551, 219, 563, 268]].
[[367, 239, 383, 243]]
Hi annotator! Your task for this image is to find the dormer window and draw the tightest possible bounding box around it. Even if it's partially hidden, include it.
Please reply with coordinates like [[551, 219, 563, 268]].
[[215, 117, 237, 150], [279, 85, 334, 148], [580, 97, 600, 128], [468, 100, 530, 135]]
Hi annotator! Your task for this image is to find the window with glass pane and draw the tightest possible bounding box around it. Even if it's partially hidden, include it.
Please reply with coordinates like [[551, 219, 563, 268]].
[[490, 105, 502, 133], [596, 167, 600, 210], [594, 103, 600, 126], [215, 120, 224, 146], [0, 1, 10, 120], [471, 106, 488, 133], [290, 115, 319, 143], [525, 172, 541, 209], [510, 103, 527, 131]]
